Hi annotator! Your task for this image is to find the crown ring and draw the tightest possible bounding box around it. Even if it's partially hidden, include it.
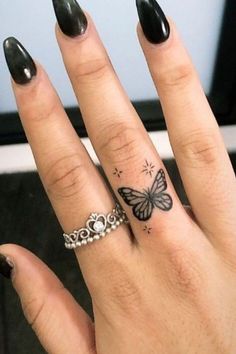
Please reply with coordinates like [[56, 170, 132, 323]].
[[63, 204, 129, 249]]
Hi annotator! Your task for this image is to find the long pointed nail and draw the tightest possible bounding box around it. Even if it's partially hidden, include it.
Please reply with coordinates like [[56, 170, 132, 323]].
[[3, 37, 37, 85], [0, 254, 13, 279], [136, 0, 170, 44], [52, 0, 88, 38]]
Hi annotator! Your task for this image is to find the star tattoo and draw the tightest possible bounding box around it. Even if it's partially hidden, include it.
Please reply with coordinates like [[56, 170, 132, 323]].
[[143, 225, 152, 235], [142, 160, 155, 177], [113, 168, 123, 178]]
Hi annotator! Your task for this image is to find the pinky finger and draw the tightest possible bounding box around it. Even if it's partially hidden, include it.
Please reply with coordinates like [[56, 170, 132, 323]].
[[0, 245, 95, 354]]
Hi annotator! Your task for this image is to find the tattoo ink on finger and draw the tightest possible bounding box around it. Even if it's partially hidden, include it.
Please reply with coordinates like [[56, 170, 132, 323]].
[[118, 168, 173, 221], [113, 168, 123, 178], [143, 225, 152, 235], [142, 160, 155, 177]]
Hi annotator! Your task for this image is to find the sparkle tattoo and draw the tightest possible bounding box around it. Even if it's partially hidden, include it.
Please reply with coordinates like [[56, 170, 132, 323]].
[[113, 168, 123, 178], [118, 169, 173, 221], [143, 225, 152, 234], [142, 160, 155, 177]]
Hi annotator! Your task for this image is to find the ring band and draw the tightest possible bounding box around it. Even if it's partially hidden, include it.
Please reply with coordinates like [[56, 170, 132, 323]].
[[63, 204, 129, 249]]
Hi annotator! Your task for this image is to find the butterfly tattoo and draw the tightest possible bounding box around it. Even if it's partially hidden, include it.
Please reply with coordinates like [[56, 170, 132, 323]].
[[118, 169, 173, 221]]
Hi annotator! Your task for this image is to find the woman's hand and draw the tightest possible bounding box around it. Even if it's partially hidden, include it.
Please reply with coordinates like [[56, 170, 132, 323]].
[[1, 1, 236, 353]]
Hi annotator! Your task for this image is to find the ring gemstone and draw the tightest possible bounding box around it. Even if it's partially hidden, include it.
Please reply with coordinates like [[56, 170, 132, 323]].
[[94, 221, 106, 233]]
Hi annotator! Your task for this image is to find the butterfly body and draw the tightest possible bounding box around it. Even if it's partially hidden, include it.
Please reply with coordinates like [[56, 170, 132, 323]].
[[118, 169, 173, 221]]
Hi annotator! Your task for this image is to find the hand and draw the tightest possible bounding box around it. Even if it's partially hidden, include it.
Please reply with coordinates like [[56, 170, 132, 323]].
[[1, 1, 236, 353]]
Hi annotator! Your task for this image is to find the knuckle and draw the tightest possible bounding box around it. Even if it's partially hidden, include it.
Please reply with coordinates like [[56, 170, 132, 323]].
[[176, 130, 219, 167], [98, 123, 140, 165], [158, 62, 193, 89], [22, 91, 58, 124], [110, 274, 140, 304], [44, 153, 86, 200], [90, 256, 142, 314], [107, 269, 141, 313], [74, 57, 111, 82]]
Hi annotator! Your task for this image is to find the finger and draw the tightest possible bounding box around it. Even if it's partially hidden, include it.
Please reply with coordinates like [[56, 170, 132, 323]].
[[136, 2, 236, 247], [53, 2, 189, 245], [0, 245, 95, 354], [3, 37, 131, 292]]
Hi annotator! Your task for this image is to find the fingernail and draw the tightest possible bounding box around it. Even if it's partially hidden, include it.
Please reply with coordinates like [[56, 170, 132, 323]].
[[0, 254, 13, 279], [136, 0, 170, 44], [3, 37, 37, 85], [52, 0, 88, 38]]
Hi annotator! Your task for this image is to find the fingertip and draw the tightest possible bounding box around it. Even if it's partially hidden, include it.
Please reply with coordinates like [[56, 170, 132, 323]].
[[137, 17, 176, 51], [12, 62, 59, 113], [3, 37, 37, 86], [0, 244, 36, 282], [0, 248, 14, 279], [0, 244, 60, 291], [10, 61, 45, 98], [55, 11, 93, 47], [0, 243, 29, 260]]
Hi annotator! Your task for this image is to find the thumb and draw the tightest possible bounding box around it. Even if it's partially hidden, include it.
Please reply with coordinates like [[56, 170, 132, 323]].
[[0, 245, 95, 354]]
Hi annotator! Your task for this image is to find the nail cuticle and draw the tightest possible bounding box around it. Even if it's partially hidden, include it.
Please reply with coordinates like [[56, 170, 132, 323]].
[[13, 70, 38, 89]]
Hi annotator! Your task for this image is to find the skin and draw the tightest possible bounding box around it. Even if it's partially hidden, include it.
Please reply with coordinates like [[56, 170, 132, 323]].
[[1, 14, 236, 354]]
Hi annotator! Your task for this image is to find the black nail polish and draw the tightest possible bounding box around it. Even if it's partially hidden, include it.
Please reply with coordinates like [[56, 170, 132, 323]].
[[3, 37, 37, 85], [52, 0, 88, 38], [136, 0, 170, 44], [0, 254, 13, 279]]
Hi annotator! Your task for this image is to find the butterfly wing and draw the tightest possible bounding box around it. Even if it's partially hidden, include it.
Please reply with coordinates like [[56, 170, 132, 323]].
[[150, 170, 173, 211], [153, 193, 173, 211], [118, 169, 172, 220], [150, 169, 167, 194], [133, 197, 154, 221], [118, 188, 147, 206], [118, 188, 154, 221]]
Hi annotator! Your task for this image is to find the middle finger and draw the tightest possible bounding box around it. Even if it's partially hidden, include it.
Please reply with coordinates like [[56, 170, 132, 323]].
[[53, 1, 189, 244]]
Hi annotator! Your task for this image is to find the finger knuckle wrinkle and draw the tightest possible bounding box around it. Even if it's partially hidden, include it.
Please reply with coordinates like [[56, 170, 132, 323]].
[[159, 62, 193, 89], [166, 245, 202, 299], [22, 285, 65, 330], [22, 295, 48, 330], [25, 94, 58, 123], [74, 57, 110, 82], [178, 131, 218, 167], [45, 154, 86, 199], [99, 124, 139, 164], [95, 258, 141, 313], [109, 272, 141, 312]]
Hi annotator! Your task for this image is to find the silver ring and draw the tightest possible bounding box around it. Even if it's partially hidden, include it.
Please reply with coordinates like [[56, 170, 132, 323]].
[[63, 204, 129, 249]]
